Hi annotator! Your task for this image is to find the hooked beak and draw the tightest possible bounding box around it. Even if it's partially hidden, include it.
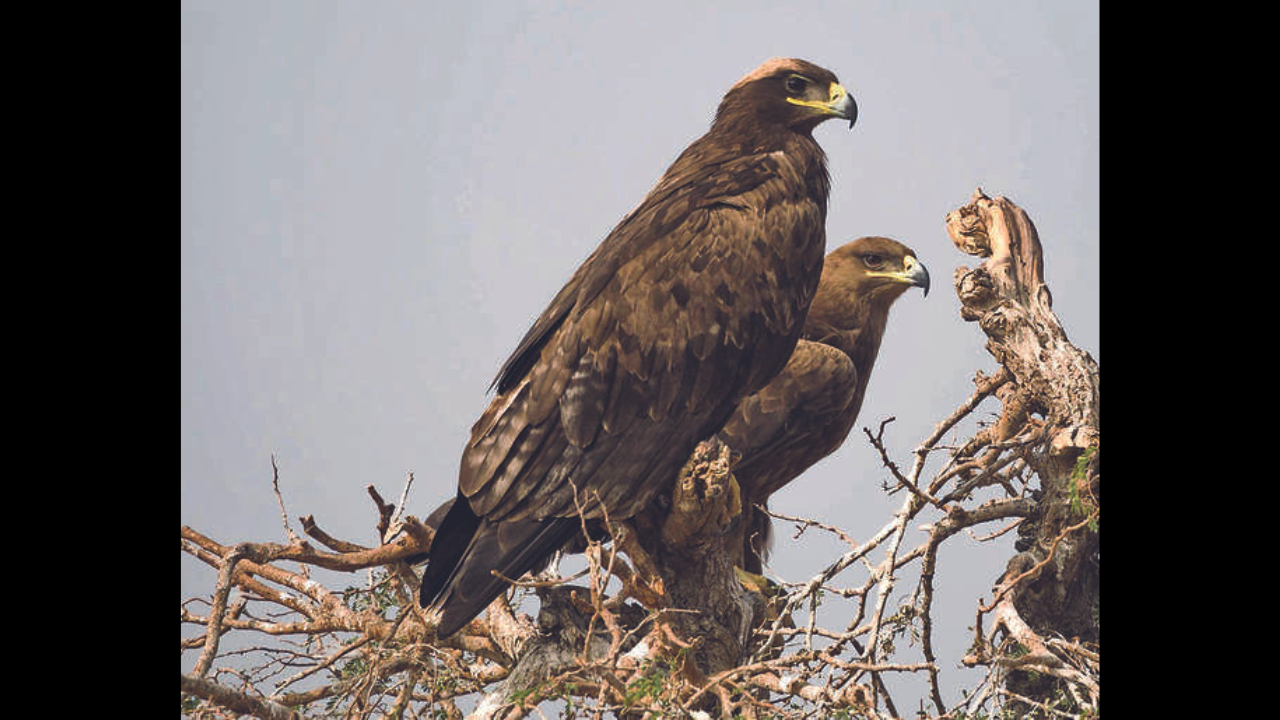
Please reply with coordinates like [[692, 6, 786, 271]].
[[868, 255, 930, 297], [903, 255, 930, 297], [787, 81, 858, 128], [828, 82, 857, 129]]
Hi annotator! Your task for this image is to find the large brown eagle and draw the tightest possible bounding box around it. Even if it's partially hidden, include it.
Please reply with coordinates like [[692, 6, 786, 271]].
[[421, 58, 856, 638], [717, 236, 929, 574]]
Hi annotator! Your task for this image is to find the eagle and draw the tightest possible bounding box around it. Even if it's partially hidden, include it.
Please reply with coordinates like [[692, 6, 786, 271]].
[[420, 58, 857, 638], [716, 236, 929, 574]]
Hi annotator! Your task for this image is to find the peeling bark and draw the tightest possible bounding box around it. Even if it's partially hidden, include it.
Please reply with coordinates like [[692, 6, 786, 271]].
[[947, 188, 1099, 712]]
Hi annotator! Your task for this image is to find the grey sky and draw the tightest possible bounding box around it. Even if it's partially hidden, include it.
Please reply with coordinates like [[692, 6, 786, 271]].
[[181, 0, 1098, 709]]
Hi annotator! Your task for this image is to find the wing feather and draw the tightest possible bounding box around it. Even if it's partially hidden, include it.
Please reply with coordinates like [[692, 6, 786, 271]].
[[719, 341, 859, 497], [460, 150, 823, 523]]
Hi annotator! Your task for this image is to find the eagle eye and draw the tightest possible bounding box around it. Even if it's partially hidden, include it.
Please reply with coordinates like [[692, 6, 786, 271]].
[[861, 253, 885, 269], [784, 75, 808, 94]]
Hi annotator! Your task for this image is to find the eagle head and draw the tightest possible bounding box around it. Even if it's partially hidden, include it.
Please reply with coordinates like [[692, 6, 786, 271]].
[[717, 58, 857, 134]]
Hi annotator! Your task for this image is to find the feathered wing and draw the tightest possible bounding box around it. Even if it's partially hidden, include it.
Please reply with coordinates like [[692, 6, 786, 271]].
[[716, 340, 860, 573]]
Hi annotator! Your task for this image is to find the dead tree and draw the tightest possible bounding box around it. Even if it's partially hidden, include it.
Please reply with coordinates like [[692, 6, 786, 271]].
[[946, 188, 1099, 713], [181, 189, 1098, 718]]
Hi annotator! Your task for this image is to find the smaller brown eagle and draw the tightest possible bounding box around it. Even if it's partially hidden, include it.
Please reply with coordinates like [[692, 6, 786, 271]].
[[718, 236, 929, 573]]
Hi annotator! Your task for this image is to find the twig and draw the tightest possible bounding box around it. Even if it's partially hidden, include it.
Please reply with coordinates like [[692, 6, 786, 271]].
[[864, 417, 943, 509], [488, 568, 591, 589], [916, 368, 1011, 458], [273, 636, 372, 695], [270, 455, 303, 545], [393, 471, 414, 526], [762, 505, 859, 550], [979, 509, 1099, 613]]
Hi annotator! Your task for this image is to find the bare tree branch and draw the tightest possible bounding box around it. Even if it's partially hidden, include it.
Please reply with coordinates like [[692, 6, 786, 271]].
[[181, 672, 301, 720]]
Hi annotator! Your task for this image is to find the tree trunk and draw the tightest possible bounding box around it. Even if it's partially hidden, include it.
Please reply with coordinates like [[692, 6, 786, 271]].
[[632, 437, 757, 677], [947, 188, 1100, 713]]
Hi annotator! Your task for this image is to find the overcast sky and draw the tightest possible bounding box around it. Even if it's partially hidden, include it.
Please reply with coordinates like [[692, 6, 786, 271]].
[[181, 0, 1098, 709]]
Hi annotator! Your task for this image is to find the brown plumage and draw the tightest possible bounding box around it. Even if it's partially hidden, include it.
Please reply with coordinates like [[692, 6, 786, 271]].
[[717, 236, 929, 574], [420, 58, 856, 638]]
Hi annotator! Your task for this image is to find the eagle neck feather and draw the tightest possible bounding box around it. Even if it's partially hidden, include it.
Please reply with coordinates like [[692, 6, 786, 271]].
[[803, 299, 891, 402]]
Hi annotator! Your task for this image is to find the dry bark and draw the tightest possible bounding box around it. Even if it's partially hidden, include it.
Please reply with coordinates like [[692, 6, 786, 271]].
[[947, 188, 1100, 713]]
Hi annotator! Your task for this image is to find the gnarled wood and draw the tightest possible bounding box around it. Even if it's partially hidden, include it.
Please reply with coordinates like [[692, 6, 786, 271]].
[[947, 188, 1099, 712]]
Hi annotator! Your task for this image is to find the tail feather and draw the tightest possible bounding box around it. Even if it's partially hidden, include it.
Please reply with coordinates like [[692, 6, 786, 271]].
[[401, 497, 456, 567], [421, 501, 581, 639], [419, 494, 479, 605]]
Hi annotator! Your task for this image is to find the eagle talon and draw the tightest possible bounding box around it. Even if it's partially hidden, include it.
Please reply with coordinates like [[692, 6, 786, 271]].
[[734, 566, 772, 595]]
